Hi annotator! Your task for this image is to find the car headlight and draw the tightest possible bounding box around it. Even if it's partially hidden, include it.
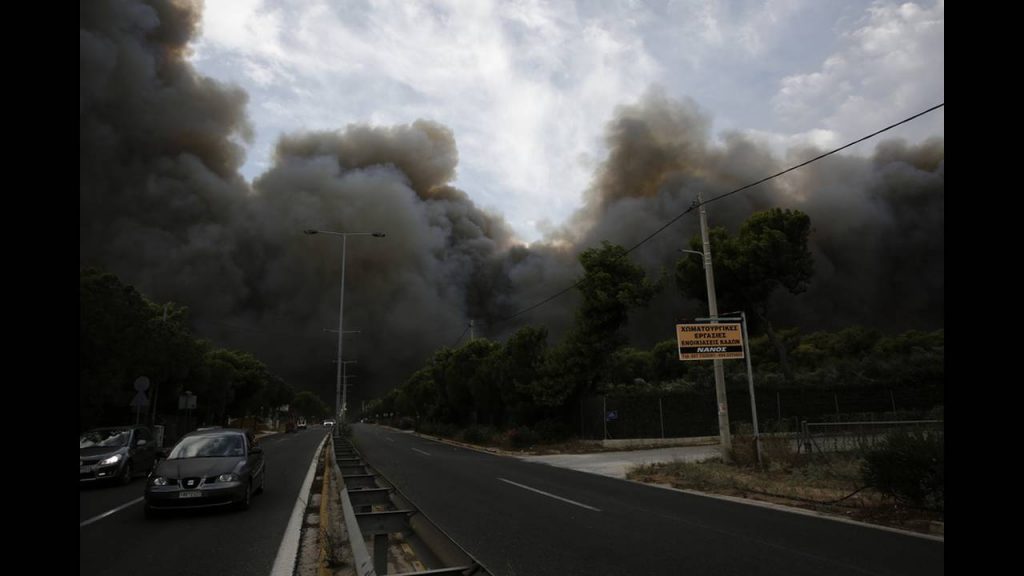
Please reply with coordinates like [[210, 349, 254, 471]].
[[217, 473, 240, 483], [99, 454, 123, 465], [151, 477, 168, 486]]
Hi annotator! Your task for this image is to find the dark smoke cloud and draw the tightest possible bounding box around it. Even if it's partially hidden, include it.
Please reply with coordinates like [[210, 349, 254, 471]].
[[80, 1, 943, 404], [564, 89, 943, 345]]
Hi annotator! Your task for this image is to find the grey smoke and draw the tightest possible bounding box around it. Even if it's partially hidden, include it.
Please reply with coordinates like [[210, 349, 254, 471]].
[[80, 1, 943, 404]]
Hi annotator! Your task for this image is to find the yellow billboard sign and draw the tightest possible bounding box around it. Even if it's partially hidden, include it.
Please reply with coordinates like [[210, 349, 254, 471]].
[[677, 323, 744, 361]]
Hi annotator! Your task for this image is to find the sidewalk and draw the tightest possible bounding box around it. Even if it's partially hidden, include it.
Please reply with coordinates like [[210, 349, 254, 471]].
[[520, 444, 721, 478], [255, 430, 279, 440]]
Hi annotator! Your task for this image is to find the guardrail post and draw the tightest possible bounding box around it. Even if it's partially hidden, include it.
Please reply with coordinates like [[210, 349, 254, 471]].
[[374, 534, 389, 574], [800, 420, 810, 454]]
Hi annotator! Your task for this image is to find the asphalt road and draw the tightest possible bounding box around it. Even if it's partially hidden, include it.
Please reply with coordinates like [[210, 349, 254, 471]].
[[352, 424, 944, 576], [80, 428, 327, 576]]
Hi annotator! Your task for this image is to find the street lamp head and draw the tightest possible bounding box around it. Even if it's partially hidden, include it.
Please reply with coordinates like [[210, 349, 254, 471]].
[[303, 229, 319, 235], [372, 232, 386, 238]]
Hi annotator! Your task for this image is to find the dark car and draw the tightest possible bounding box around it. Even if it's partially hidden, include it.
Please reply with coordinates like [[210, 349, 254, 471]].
[[144, 428, 265, 517], [80, 426, 158, 485]]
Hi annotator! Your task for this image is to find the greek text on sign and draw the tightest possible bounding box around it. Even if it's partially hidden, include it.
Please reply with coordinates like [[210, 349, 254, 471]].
[[677, 323, 744, 360]]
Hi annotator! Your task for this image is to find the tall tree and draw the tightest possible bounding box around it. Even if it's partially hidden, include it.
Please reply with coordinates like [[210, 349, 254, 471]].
[[292, 390, 329, 419], [554, 242, 658, 401], [676, 208, 813, 380], [443, 339, 503, 425], [80, 269, 205, 430], [498, 326, 549, 423]]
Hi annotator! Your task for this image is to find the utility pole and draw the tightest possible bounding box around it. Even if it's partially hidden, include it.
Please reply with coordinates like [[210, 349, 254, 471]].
[[696, 189, 732, 461]]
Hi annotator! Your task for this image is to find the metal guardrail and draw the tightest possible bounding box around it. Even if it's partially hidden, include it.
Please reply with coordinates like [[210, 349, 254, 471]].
[[329, 431, 490, 576]]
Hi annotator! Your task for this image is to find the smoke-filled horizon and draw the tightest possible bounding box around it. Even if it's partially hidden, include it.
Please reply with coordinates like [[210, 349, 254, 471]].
[[81, 0, 943, 406]]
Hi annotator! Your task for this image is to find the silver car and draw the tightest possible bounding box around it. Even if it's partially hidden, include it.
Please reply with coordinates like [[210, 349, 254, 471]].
[[80, 427, 158, 485], [144, 428, 265, 517]]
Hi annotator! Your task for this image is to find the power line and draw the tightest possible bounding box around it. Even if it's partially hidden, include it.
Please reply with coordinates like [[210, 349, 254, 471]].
[[699, 103, 945, 211]]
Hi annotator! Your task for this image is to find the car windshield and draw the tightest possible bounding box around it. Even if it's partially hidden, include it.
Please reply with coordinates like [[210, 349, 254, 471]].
[[80, 429, 131, 448], [168, 434, 245, 459]]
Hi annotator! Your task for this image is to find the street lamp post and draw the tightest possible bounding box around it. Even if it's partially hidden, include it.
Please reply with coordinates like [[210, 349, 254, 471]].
[[304, 229, 385, 422], [340, 360, 357, 416]]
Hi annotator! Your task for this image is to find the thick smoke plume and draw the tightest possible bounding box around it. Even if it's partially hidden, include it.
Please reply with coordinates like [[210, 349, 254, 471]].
[[80, 1, 943, 403]]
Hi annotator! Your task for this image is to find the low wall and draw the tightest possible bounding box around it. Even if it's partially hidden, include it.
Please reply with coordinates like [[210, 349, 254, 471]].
[[601, 436, 719, 449]]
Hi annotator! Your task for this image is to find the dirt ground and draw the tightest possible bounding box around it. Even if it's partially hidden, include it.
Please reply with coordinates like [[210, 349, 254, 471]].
[[627, 456, 943, 536]]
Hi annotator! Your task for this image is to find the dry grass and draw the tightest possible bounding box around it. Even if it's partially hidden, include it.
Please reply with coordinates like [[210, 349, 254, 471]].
[[628, 451, 943, 535]]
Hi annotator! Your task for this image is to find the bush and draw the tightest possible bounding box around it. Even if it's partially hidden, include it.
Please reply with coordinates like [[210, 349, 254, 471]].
[[396, 417, 416, 430], [416, 421, 458, 439], [459, 425, 496, 445], [729, 434, 759, 466], [504, 426, 540, 450], [729, 434, 798, 469], [533, 419, 572, 443], [861, 430, 943, 511]]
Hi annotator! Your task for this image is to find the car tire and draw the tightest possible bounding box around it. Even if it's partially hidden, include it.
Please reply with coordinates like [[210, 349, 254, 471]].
[[120, 461, 133, 485], [255, 467, 265, 495], [237, 481, 252, 510]]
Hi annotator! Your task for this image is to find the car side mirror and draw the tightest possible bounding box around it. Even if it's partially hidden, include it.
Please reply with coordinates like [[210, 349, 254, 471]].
[[156, 448, 168, 460], [250, 446, 263, 455]]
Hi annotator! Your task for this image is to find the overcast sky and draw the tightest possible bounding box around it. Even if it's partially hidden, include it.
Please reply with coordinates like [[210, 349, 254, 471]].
[[188, 0, 944, 244]]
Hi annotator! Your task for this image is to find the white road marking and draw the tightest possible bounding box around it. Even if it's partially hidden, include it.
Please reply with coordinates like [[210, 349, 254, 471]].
[[497, 478, 601, 512], [80, 497, 144, 528], [412, 448, 431, 456], [270, 438, 324, 576]]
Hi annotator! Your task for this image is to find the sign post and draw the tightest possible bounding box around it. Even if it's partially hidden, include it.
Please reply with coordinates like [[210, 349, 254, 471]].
[[179, 391, 197, 432], [131, 377, 150, 426], [680, 316, 763, 466]]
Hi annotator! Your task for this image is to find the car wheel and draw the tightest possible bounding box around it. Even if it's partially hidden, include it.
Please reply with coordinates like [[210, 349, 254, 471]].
[[255, 467, 265, 495], [237, 481, 252, 510], [120, 461, 133, 485]]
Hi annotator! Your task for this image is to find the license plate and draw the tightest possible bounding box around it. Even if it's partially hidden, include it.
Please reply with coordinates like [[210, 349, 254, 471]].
[[179, 490, 202, 498]]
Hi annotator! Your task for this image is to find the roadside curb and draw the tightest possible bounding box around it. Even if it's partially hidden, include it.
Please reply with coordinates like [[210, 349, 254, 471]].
[[420, 434, 517, 457], [318, 440, 331, 576], [381, 426, 521, 457]]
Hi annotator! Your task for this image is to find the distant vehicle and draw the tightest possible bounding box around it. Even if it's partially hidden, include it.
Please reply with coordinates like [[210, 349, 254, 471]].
[[80, 426, 158, 485], [296, 418, 307, 430], [323, 419, 336, 428], [144, 428, 265, 517]]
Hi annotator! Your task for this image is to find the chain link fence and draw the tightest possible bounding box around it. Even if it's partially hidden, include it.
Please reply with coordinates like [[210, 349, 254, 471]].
[[576, 384, 943, 441]]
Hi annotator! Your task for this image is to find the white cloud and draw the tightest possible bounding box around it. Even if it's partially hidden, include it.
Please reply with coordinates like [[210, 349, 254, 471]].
[[772, 0, 944, 144], [188, 0, 943, 243]]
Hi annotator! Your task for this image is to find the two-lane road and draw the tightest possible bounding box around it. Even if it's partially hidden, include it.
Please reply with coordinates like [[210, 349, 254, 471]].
[[353, 424, 943, 576], [80, 429, 326, 576]]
